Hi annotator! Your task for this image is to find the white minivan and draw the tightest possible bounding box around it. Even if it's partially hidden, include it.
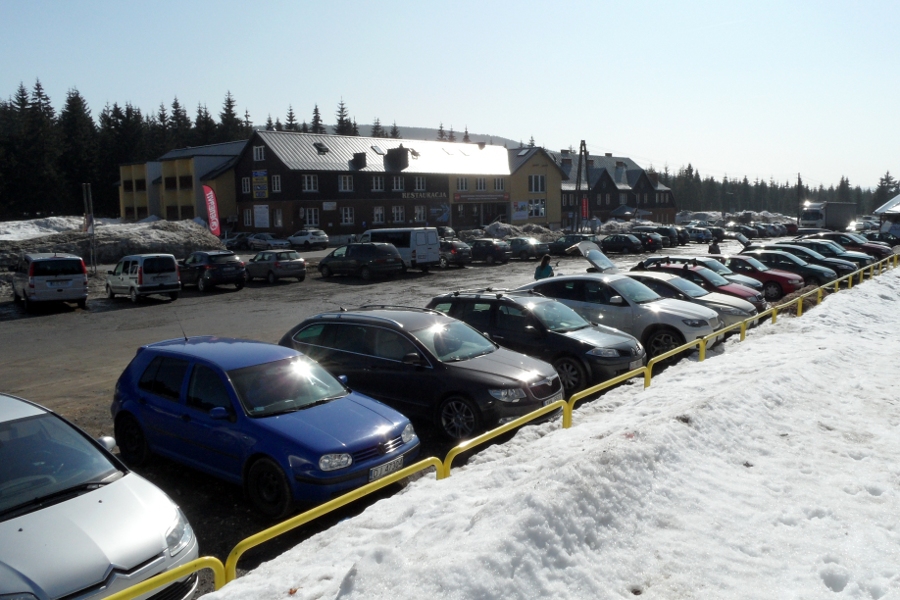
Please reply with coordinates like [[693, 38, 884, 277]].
[[358, 227, 440, 271]]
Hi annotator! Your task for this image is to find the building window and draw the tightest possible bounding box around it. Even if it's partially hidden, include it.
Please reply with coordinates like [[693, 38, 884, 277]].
[[605, 193, 611, 205], [304, 207, 319, 226], [341, 207, 354, 224], [272, 175, 282, 193], [274, 208, 283, 227], [392, 206, 405, 223], [619, 193, 627, 205], [414, 205, 426, 221], [392, 176, 404, 191], [243, 208, 252, 226], [179, 175, 193, 189], [372, 176, 384, 192], [242, 177, 251, 194], [339, 175, 354, 192], [302, 174, 318, 192], [253, 146, 265, 161], [123, 180, 134, 192], [135, 179, 146, 191], [415, 176, 426, 191], [476, 178, 486, 191], [494, 178, 505, 191], [373, 206, 385, 224], [528, 198, 546, 217], [456, 177, 468, 191], [164, 177, 177, 191], [528, 175, 545, 193]]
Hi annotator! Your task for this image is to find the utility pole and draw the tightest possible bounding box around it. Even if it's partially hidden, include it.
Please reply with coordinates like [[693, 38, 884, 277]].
[[573, 140, 590, 232], [82, 183, 97, 274]]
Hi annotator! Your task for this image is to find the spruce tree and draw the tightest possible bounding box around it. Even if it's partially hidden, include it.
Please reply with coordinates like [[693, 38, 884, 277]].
[[169, 97, 192, 149], [274, 117, 283, 131], [333, 100, 352, 135], [462, 127, 470, 143], [193, 103, 216, 146], [300, 121, 309, 133], [437, 122, 446, 141], [26, 80, 64, 214], [217, 91, 242, 142], [311, 104, 325, 134], [265, 115, 275, 131], [285, 105, 298, 131], [389, 121, 401, 139], [528, 136, 535, 147], [448, 126, 456, 142], [58, 88, 98, 214], [351, 118, 359, 136], [370, 117, 385, 138], [243, 109, 253, 134]]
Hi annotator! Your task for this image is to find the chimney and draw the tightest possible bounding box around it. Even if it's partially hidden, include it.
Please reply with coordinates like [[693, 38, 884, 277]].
[[351, 152, 366, 169], [561, 149, 570, 156], [385, 146, 409, 171], [605, 152, 612, 157], [587, 159, 594, 166], [615, 161, 626, 183], [477, 142, 486, 149]]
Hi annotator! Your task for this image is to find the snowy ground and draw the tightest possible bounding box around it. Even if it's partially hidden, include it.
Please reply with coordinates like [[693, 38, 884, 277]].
[[205, 268, 900, 599]]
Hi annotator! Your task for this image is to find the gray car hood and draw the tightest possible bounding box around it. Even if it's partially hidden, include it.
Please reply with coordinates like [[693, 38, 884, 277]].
[[648, 297, 720, 321], [563, 324, 639, 349], [452, 346, 558, 383], [0, 473, 177, 598]]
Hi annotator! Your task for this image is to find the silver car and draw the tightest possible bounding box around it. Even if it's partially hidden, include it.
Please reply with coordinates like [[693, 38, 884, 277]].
[[287, 228, 329, 250], [10, 253, 89, 311], [246, 233, 291, 251], [245, 249, 308, 283], [0, 393, 198, 600]]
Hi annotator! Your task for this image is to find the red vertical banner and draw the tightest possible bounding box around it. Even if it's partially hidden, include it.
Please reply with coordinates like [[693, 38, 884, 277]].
[[203, 185, 221, 236], [581, 197, 589, 218]]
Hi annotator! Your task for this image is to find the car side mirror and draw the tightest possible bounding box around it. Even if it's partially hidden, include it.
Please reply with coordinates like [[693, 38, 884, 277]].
[[609, 295, 625, 305], [107, 270, 114, 275], [338, 374, 349, 385], [524, 325, 542, 337], [209, 407, 231, 420], [178, 260, 186, 266], [402, 352, 426, 366], [97, 436, 116, 452]]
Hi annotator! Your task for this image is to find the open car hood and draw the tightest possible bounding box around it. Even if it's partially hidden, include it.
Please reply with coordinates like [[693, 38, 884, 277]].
[[571, 241, 618, 273]]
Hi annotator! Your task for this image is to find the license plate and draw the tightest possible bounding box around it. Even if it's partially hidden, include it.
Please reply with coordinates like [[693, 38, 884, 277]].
[[629, 359, 643, 370], [543, 391, 564, 406], [224, 267, 235, 272], [369, 455, 404, 482]]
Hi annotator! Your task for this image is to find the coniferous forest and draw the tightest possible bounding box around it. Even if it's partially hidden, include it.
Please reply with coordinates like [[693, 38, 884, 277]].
[[1, 80, 897, 220]]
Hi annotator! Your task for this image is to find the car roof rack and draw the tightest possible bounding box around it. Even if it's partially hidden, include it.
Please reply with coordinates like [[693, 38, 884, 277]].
[[355, 304, 442, 314], [442, 287, 546, 299]]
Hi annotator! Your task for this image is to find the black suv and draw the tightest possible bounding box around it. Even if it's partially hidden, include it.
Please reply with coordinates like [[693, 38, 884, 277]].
[[279, 307, 564, 440], [427, 291, 645, 394], [439, 240, 472, 268], [469, 238, 512, 264], [178, 250, 246, 292], [318, 243, 403, 280], [547, 233, 602, 255]]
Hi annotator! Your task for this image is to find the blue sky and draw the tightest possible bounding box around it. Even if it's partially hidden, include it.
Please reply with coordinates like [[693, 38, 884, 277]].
[[1, 0, 897, 190]]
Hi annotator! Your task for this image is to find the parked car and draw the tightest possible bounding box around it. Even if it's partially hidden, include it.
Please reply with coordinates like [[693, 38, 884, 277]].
[[600, 233, 644, 254], [470, 238, 512, 264], [686, 227, 714, 243], [673, 226, 691, 245], [279, 307, 564, 440], [508, 237, 550, 260], [786, 238, 874, 268], [797, 231, 893, 260], [358, 227, 440, 271], [547, 233, 603, 255], [707, 226, 726, 242], [437, 226, 458, 240], [635, 255, 763, 291], [223, 231, 251, 250], [111, 336, 419, 519], [426, 291, 645, 394], [10, 252, 88, 311], [783, 222, 799, 234], [632, 231, 666, 252], [745, 243, 857, 280], [707, 254, 804, 301], [245, 249, 307, 283], [246, 233, 291, 251], [0, 393, 199, 600], [106, 254, 181, 303], [624, 271, 758, 329], [287, 228, 329, 250], [178, 250, 246, 292], [318, 243, 404, 280], [439, 239, 473, 268], [632, 226, 675, 248], [516, 271, 724, 359], [863, 231, 900, 247], [739, 249, 838, 287], [638, 262, 767, 313]]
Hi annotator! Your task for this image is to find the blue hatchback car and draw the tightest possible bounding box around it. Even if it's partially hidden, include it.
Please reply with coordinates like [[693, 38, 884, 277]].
[[111, 337, 419, 519]]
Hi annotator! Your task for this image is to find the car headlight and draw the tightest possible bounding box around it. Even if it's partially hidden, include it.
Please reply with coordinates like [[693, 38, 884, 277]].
[[319, 453, 352, 471], [586, 347, 619, 358], [681, 318, 706, 328], [789, 279, 803, 285], [489, 388, 527, 402], [165, 508, 194, 557], [401, 423, 416, 444], [716, 306, 749, 317]]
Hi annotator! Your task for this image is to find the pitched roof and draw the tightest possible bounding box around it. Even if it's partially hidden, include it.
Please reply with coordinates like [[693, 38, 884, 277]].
[[548, 150, 671, 193], [157, 140, 248, 161], [255, 131, 510, 175], [507, 147, 569, 177], [874, 193, 900, 215]]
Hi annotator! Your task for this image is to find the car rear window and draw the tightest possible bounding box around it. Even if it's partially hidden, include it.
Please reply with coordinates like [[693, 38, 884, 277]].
[[143, 257, 177, 273], [209, 254, 239, 264], [276, 251, 302, 260], [31, 259, 83, 276]]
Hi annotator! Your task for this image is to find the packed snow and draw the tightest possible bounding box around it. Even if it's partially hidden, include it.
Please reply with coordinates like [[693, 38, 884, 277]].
[[205, 267, 900, 599]]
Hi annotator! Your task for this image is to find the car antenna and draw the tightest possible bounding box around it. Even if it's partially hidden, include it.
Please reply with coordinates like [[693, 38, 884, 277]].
[[173, 311, 189, 342]]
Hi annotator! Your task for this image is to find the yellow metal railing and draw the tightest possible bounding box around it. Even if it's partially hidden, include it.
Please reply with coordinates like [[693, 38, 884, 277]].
[[102, 556, 225, 600], [563, 367, 648, 427]]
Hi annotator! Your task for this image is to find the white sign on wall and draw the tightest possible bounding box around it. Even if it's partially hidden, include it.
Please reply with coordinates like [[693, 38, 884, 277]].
[[254, 205, 269, 228], [512, 201, 529, 221]]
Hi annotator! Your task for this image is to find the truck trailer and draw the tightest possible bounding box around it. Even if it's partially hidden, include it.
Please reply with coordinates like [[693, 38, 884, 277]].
[[799, 201, 856, 230]]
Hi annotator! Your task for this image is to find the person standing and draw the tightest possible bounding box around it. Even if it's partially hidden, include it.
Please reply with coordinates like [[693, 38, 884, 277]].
[[708, 239, 721, 254], [534, 254, 554, 280]]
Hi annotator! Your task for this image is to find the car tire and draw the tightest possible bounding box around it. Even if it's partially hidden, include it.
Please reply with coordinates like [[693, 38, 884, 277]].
[[486, 255, 495, 265], [319, 265, 332, 278], [115, 413, 150, 467], [520, 251, 529, 260], [77, 298, 87, 309], [359, 266, 372, 281], [234, 280, 244, 290], [198, 277, 209, 292], [267, 271, 277, 284], [553, 356, 587, 394], [244, 271, 253, 283], [439, 256, 449, 269], [420, 265, 429, 273], [168, 292, 179, 301], [246, 457, 293, 520], [762, 281, 783, 301], [303, 241, 311, 250], [130, 288, 140, 304], [106, 285, 115, 299], [438, 395, 481, 440], [297, 275, 305, 283], [644, 328, 685, 358]]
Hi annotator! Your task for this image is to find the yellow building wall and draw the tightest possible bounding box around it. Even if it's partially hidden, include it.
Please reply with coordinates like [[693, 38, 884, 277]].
[[509, 152, 563, 225], [118, 164, 149, 220], [203, 172, 238, 223], [160, 158, 196, 219]]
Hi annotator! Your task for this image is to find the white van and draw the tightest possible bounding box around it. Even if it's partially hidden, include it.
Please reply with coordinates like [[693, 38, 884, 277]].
[[10, 253, 89, 311], [106, 254, 181, 303], [358, 227, 440, 271]]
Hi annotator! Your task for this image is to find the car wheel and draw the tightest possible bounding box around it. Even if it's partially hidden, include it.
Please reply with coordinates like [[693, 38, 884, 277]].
[[115, 413, 150, 467], [359, 266, 372, 281], [77, 298, 87, 309], [106, 285, 115, 299], [762, 281, 783, 301], [303, 241, 311, 250], [420, 265, 429, 273], [246, 457, 293, 520], [267, 271, 277, 284], [439, 256, 449, 269], [297, 275, 305, 283], [129, 288, 139, 304], [244, 271, 252, 283], [197, 277, 209, 292], [168, 292, 179, 301], [234, 280, 244, 290], [553, 357, 587, 394], [438, 395, 481, 441], [319, 265, 332, 278], [644, 328, 685, 358], [486, 255, 495, 265], [520, 251, 530, 260]]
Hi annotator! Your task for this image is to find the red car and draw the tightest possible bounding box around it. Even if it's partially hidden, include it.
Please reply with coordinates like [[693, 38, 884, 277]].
[[644, 262, 767, 312], [708, 254, 805, 301], [799, 232, 892, 260]]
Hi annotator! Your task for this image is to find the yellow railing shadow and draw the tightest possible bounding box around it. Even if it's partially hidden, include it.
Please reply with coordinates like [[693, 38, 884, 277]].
[[102, 556, 225, 600]]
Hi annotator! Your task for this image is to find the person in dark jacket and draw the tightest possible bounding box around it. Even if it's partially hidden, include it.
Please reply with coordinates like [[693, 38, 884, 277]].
[[708, 240, 721, 254]]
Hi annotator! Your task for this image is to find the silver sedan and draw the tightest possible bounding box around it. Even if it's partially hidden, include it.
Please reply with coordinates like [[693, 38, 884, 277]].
[[245, 250, 308, 283]]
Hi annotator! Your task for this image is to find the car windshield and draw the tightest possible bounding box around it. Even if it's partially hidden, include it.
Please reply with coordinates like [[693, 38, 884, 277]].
[[608, 277, 661, 304], [788, 246, 825, 260], [666, 276, 709, 298], [844, 232, 867, 244], [0, 413, 122, 519], [738, 256, 768, 271], [528, 300, 590, 332], [695, 267, 730, 287], [778, 253, 806, 266], [229, 356, 348, 417], [410, 320, 496, 363], [698, 259, 733, 275]]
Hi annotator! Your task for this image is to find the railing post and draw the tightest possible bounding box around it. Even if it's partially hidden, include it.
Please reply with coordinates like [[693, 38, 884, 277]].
[[817, 289, 823, 304], [796, 297, 803, 317], [698, 338, 707, 361], [740, 321, 747, 341]]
